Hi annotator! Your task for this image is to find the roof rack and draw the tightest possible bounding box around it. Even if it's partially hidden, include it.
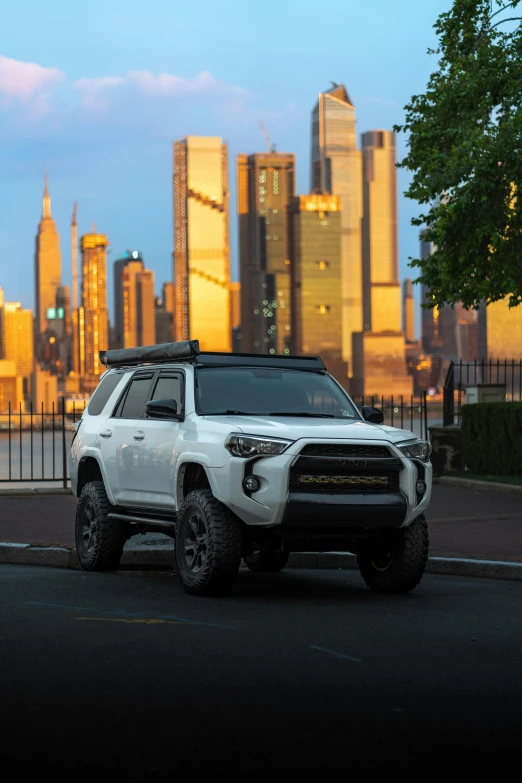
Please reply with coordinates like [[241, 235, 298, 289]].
[[100, 340, 200, 368], [99, 341, 326, 372]]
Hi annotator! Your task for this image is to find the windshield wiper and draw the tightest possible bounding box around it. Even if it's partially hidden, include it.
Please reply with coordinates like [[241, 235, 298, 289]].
[[269, 412, 339, 418], [208, 410, 259, 415]]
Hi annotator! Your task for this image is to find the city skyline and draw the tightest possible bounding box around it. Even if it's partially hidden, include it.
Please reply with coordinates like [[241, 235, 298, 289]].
[[1, 0, 454, 334]]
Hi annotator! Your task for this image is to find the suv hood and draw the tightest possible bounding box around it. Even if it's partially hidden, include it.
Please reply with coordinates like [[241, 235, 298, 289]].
[[202, 415, 417, 444]]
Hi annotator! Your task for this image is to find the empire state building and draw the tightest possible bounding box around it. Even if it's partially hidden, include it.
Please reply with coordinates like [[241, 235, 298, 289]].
[[34, 174, 61, 336]]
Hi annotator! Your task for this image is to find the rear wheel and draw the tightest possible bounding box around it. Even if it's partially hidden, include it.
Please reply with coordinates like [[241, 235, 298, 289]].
[[357, 514, 429, 593], [176, 489, 243, 596], [75, 481, 127, 571], [244, 551, 290, 573]]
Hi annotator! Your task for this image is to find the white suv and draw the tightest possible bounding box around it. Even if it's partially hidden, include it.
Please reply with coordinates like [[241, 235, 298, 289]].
[[70, 340, 432, 596]]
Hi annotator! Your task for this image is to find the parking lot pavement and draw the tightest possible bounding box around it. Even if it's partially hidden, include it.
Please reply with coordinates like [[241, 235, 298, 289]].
[[1, 564, 522, 778]]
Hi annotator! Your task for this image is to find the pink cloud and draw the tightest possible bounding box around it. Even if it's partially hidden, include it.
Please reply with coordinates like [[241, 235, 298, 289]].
[[0, 55, 64, 102], [74, 76, 125, 109]]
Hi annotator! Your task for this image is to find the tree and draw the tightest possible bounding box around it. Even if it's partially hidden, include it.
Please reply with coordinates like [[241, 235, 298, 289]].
[[395, 0, 522, 310]]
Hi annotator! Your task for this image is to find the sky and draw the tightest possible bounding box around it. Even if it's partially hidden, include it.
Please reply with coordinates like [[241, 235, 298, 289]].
[[0, 0, 452, 335]]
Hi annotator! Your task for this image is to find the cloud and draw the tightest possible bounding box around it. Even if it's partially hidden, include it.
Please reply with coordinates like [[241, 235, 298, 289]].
[[74, 76, 125, 109], [74, 69, 244, 109], [0, 55, 64, 103]]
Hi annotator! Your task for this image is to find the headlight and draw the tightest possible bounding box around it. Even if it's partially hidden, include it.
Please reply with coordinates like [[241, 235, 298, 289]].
[[225, 433, 293, 458], [399, 439, 432, 463]]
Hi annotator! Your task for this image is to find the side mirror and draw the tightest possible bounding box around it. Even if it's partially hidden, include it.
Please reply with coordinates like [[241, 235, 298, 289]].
[[145, 398, 183, 421], [361, 405, 384, 425]]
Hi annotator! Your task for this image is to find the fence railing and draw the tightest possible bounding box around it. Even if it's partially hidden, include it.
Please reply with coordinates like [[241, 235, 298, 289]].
[[0, 400, 86, 486], [443, 359, 522, 425], [0, 394, 433, 485]]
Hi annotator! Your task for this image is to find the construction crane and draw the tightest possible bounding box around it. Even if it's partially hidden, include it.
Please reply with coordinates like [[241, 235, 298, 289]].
[[259, 120, 276, 153]]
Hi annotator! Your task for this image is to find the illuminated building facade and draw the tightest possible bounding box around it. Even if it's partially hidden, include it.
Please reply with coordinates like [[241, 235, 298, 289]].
[[403, 279, 415, 343], [237, 152, 295, 354], [114, 251, 156, 348], [173, 136, 231, 352], [479, 299, 522, 360], [0, 301, 34, 387], [79, 229, 109, 379], [352, 130, 412, 398], [34, 174, 61, 338], [311, 84, 362, 372], [288, 194, 348, 383]]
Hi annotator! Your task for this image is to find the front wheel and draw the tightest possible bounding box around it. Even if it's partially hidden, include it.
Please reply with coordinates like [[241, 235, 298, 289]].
[[175, 490, 243, 596], [244, 551, 290, 573], [357, 514, 429, 593], [75, 481, 127, 571]]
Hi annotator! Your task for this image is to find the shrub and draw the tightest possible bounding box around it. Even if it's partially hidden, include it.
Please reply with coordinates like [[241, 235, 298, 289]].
[[461, 402, 522, 476]]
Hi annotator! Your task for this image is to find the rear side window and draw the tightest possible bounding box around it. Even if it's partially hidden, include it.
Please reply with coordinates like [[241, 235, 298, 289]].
[[87, 373, 124, 416], [119, 376, 154, 418]]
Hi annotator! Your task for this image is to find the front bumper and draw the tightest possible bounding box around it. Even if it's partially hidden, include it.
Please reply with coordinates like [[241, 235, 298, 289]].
[[209, 437, 432, 530]]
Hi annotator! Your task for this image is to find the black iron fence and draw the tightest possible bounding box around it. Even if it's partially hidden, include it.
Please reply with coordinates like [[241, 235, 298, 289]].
[[0, 394, 432, 485], [0, 400, 86, 486], [443, 359, 522, 426]]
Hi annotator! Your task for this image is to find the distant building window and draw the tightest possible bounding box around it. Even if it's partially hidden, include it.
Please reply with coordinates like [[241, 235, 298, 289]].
[[316, 305, 331, 315], [315, 261, 330, 271]]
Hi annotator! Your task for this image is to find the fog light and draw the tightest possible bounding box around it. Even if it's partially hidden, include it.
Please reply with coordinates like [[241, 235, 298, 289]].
[[416, 480, 426, 496], [243, 475, 261, 493]]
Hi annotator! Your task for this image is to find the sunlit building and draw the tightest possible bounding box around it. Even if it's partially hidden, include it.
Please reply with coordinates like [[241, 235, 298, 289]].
[[403, 279, 415, 343], [34, 174, 61, 338], [0, 360, 23, 413], [114, 251, 156, 348], [479, 299, 522, 360], [0, 301, 34, 391], [79, 228, 109, 380], [352, 131, 412, 398], [288, 194, 348, 385], [237, 152, 295, 354], [173, 136, 231, 352], [311, 84, 362, 373]]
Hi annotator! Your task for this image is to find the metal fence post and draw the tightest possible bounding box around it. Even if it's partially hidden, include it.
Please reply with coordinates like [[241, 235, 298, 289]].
[[62, 397, 67, 489]]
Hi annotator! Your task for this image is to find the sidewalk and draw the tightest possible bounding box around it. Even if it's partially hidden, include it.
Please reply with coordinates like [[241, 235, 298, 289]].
[[1, 483, 521, 563]]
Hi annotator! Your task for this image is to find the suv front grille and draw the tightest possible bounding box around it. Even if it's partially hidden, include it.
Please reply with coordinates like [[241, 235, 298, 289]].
[[289, 471, 400, 493], [299, 444, 391, 459]]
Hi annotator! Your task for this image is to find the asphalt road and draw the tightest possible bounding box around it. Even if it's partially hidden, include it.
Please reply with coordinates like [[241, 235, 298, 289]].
[[2, 565, 522, 780]]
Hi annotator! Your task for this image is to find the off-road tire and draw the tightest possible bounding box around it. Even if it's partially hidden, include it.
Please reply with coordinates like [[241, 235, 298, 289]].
[[75, 481, 127, 571], [244, 551, 290, 573], [357, 514, 429, 593], [176, 489, 243, 596]]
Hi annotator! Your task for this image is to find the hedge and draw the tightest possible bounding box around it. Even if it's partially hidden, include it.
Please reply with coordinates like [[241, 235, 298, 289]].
[[461, 402, 522, 475]]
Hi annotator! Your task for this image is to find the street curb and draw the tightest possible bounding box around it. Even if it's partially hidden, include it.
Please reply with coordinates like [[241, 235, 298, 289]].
[[436, 476, 522, 494], [0, 488, 73, 497], [1, 543, 521, 582]]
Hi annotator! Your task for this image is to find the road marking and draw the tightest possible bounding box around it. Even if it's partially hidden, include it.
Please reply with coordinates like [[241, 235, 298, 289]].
[[24, 602, 238, 630], [309, 645, 362, 663], [77, 617, 185, 625]]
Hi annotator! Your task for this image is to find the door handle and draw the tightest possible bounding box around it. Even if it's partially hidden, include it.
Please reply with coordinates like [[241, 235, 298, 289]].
[[100, 429, 112, 438], [133, 431, 145, 441]]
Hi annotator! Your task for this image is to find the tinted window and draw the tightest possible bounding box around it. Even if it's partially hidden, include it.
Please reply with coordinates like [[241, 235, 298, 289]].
[[196, 368, 358, 419], [87, 373, 124, 416], [119, 377, 154, 418], [151, 376, 182, 406]]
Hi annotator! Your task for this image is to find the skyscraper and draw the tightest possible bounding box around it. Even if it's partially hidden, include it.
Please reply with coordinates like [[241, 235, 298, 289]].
[[173, 136, 231, 351], [237, 152, 295, 354], [79, 228, 109, 380], [34, 174, 61, 337], [114, 251, 156, 348], [352, 130, 412, 398], [361, 130, 401, 333], [0, 301, 34, 387], [311, 84, 362, 372], [420, 234, 459, 358], [403, 279, 415, 343], [288, 194, 348, 384]]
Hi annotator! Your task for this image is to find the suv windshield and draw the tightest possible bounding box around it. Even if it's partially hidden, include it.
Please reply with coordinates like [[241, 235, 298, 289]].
[[196, 367, 359, 419]]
